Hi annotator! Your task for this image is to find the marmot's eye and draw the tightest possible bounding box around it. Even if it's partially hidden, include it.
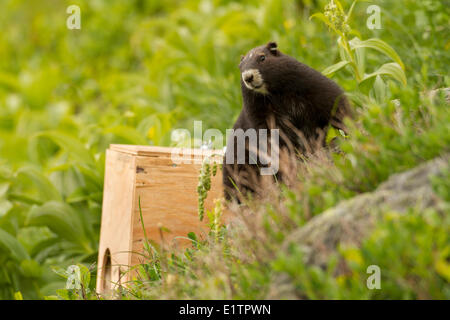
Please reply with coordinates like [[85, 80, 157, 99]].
[[259, 55, 266, 62]]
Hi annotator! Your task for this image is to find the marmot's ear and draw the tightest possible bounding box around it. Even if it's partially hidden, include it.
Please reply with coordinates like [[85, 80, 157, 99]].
[[267, 41, 278, 55]]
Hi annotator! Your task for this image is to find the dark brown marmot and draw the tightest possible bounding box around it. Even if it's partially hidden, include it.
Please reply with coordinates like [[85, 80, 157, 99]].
[[223, 41, 351, 201]]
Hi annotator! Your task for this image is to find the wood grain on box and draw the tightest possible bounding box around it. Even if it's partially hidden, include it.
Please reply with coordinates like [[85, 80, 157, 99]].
[[96, 144, 223, 294]]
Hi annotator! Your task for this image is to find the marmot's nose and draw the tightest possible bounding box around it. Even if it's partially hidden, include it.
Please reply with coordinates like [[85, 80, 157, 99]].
[[244, 74, 254, 83]]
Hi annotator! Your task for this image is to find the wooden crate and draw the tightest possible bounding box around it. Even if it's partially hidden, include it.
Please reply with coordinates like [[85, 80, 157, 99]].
[[96, 144, 223, 294]]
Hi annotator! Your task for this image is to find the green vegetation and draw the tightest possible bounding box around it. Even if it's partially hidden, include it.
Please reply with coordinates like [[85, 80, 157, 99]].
[[0, 0, 448, 299]]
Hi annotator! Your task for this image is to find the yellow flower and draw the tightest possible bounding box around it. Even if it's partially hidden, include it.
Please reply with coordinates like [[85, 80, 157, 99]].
[[283, 19, 295, 30], [147, 127, 156, 140], [435, 247, 450, 282], [342, 247, 363, 266]]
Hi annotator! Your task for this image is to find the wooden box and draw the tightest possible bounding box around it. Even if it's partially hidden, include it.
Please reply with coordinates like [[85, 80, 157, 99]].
[[96, 144, 223, 294]]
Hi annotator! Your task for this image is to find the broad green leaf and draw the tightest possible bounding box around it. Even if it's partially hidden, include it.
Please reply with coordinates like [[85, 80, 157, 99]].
[[56, 289, 78, 300], [20, 259, 42, 278], [77, 263, 91, 288], [34, 131, 95, 165], [372, 75, 387, 103], [0, 200, 13, 217], [309, 12, 327, 23], [66, 188, 88, 203], [29, 237, 59, 260], [361, 62, 407, 86], [350, 38, 405, 70], [0, 182, 10, 197], [104, 125, 148, 145], [40, 280, 67, 297], [326, 127, 339, 144], [8, 193, 43, 205], [309, 13, 336, 33], [16, 167, 62, 202], [0, 228, 30, 261], [51, 265, 69, 279], [435, 257, 450, 282], [0, 72, 19, 90], [77, 165, 103, 190], [27, 201, 92, 253], [322, 61, 351, 76]]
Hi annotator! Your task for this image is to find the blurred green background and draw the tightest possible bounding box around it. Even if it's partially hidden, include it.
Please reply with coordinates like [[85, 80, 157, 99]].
[[0, 0, 448, 299]]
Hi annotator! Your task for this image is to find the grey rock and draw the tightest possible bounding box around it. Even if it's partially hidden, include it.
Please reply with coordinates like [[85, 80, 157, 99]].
[[268, 154, 448, 298], [284, 154, 448, 266]]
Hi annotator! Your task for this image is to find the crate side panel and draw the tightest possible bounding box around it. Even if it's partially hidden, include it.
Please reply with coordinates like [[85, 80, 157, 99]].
[[131, 156, 223, 265], [96, 149, 137, 292]]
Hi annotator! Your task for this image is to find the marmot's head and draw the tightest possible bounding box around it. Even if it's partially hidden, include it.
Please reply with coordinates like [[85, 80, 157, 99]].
[[239, 42, 296, 95]]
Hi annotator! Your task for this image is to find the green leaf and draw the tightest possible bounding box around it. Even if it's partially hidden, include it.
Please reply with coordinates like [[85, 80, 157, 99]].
[[104, 125, 148, 145], [20, 259, 43, 278], [322, 61, 351, 76], [309, 12, 327, 23], [0, 182, 10, 197], [372, 75, 387, 103], [0, 72, 19, 90], [34, 131, 95, 165], [0, 228, 30, 261], [346, 0, 358, 21], [51, 265, 69, 279], [354, 45, 366, 80], [326, 127, 339, 144], [309, 13, 336, 33], [16, 167, 62, 202], [0, 200, 13, 217], [56, 289, 79, 300], [77, 165, 103, 190], [8, 193, 43, 205], [66, 188, 89, 203], [77, 263, 91, 289], [435, 256, 450, 282], [361, 62, 407, 86], [350, 38, 405, 70], [187, 232, 197, 242], [27, 201, 92, 252]]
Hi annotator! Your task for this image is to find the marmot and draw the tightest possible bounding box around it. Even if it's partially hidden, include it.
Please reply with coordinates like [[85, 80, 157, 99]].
[[223, 41, 351, 201]]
